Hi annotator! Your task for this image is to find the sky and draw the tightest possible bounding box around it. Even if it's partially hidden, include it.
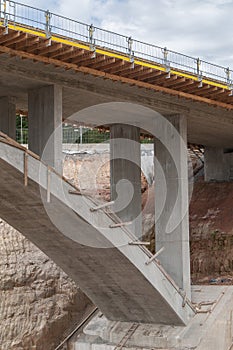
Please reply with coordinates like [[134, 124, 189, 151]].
[[19, 0, 233, 69]]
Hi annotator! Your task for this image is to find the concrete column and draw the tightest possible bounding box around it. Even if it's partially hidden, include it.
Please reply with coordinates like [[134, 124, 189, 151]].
[[0, 96, 16, 139], [204, 147, 233, 182], [28, 85, 62, 172], [154, 114, 191, 298], [110, 124, 142, 238]]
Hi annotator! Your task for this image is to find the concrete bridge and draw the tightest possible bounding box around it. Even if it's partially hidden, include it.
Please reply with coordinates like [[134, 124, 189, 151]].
[[0, 0, 233, 327]]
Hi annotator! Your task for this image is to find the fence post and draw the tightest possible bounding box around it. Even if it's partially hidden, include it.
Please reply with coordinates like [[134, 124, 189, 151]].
[[225, 67, 233, 96], [162, 47, 170, 76], [45, 9, 52, 44], [196, 58, 202, 87], [127, 36, 134, 66], [89, 24, 96, 56], [24, 153, 28, 187], [225, 67, 230, 85], [47, 168, 51, 203], [3, 0, 8, 33]]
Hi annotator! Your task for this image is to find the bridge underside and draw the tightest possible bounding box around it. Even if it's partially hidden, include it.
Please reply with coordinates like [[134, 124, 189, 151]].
[[0, 51, 233, 147]]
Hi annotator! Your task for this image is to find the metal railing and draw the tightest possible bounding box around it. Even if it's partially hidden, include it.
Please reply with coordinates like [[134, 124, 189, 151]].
[[0, 0, 232, 87], [16, 127, 153, 144], [16, 126, 111, 144]]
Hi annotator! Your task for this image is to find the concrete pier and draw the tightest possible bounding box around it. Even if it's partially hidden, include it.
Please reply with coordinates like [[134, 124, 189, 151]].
[[28, 85, 62, 171], [204, 147, 233, 182], [110, 124, 142, 238], [0, 96, 16, 139], [154, 114, 191, 297]]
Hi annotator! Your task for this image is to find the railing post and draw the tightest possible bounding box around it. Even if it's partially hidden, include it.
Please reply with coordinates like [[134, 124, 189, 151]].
[[24, 152, 28, 187], [127, 36, 134, 66], [225, 67, 230, 85], [196, 58, 202, 87], [89, 24, 96, 56], [10, 0, 16, 26], [45, 9, 52, 44], [3, 0, 8, 33], [162, 47, 170, 76], [47, 168, 51, 203], [225, 67, 233, 96]]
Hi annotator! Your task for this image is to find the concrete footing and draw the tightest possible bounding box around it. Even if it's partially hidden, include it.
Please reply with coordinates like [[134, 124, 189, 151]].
[[28, 84, 62, 171], [0, 96, 16, 139], [70, 286, 233, 350]]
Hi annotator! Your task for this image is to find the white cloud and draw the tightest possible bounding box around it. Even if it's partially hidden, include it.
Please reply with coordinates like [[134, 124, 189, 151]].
[[15, 0, 233, 68]]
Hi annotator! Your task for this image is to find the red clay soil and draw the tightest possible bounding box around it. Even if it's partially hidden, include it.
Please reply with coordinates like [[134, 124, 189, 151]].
[[190, 182, 233, 284], [142, 181, 233, 284]]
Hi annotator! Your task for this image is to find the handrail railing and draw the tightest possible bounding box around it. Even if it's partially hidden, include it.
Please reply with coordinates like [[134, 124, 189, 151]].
[[0, 0, 232, 87]]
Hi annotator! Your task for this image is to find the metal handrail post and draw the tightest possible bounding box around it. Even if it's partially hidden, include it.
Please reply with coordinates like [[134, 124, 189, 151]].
[[196, 58, 203, 87], [225, 67, 233, 96], [162, 47, 170, 74], [127, 36, 134, 65], [89, 24, 96, 55], [45, 9, 52, 43], [3, 0, 8, 32]]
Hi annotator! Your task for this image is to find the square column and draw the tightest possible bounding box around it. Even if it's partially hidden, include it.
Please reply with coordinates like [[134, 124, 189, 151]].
[[204, 147, 233, 182], [154, 114, 191, 298], [110, 124, 142, 238], [0, 96, 16, 139], [28, 85, 62, 172]]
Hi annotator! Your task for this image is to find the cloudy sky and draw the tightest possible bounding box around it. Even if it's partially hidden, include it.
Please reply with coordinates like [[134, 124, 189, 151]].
[[19, 0, 233, 68]]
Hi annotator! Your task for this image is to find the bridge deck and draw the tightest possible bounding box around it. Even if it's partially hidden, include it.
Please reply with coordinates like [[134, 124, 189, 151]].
[[0, 20, 233, 110]]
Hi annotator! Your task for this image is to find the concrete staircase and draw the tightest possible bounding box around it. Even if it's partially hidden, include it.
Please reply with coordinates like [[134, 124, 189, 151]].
[[0, 133, 195, 325]]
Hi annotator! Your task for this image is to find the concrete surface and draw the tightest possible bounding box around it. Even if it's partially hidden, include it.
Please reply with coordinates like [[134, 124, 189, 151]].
[[110, 124, 142, 239], [0, 141, 195, 325], [70, 285, 233, 350], [154, 114, 191, 297], [28, 85, 62, 171], [0, 53, 233, 147], [0, 96, 16, 139]]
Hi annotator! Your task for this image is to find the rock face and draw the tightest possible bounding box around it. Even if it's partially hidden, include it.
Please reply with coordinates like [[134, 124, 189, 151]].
[[190, 182, 233, 283], [0, 220, 92, 350]]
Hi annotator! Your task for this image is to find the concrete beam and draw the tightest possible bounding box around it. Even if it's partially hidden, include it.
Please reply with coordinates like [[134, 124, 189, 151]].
[[204, 147, 233, 182], [0, 96, 16, 139], [28, 85, 62, 171], [110, 124, 142, 239], [154, 114, 191, 298]]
